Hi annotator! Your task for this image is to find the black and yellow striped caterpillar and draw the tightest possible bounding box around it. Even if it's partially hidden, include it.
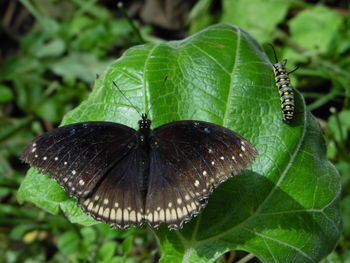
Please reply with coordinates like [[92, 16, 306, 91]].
[[269, 44, 297, 123]]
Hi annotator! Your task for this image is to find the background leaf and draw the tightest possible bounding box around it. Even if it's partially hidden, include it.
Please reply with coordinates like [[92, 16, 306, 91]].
[[289, 5, 344, 53], [17, 23, 340, 262], [221, 0, 290, 42]]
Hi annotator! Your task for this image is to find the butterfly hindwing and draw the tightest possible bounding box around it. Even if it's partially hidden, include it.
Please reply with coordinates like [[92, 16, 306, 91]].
[[145, 120, 257, 229], [79, 149, 146, 229]]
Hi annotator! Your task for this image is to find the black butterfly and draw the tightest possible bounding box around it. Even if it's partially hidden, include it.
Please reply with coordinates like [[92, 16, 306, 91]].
[[21, 113, 257, 229]]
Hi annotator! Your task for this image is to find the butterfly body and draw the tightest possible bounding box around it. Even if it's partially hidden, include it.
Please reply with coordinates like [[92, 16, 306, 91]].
[[21, 114, 257, 229]]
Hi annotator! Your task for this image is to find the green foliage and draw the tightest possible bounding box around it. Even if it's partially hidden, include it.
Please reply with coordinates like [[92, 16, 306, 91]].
[[0, 85, 14, 103], [1, 0, 349, 262], [221, 0, 291, 42], [289, 5, 343, 53], [18, 24, 340, 263]]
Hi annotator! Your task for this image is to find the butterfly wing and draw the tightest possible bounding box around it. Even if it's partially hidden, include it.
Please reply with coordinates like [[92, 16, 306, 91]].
[[145, 120, 257, 229], [21, 122, 145, 228], [79, 148, 146, 229]]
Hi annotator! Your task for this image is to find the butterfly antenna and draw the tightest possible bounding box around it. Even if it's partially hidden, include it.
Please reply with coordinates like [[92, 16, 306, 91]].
[[117, 2, 144, 43], [147, 76, 168, 116], [112, 81, 143, 117], [268, 43, 278, 63]]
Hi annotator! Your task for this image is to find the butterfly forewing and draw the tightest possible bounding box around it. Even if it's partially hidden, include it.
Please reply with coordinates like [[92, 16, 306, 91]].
[[21, 122, 137, 198], [145, 121, 257, 229]]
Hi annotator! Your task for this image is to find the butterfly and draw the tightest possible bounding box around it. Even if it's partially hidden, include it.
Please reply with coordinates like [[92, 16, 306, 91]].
[[21, 113, 257, 229]]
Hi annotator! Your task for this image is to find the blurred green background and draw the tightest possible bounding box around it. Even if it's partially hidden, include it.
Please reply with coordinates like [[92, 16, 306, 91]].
[[0, 0, 349, 262]]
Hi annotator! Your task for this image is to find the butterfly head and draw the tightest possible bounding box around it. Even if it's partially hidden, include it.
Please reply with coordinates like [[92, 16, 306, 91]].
[[138, 113, 151, 130]]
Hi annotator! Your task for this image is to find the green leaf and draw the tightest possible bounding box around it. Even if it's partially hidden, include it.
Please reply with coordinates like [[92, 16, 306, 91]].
[[36, 38, 66, 58], [49, 52, 112, 83], [328, 110, 350, 142], [289, 5, 344, 53], [221, 0, 290, 42], [57, 231, 80, 256], [121, 236, 133, 255], [0, 85, 14, 102], [17, 170, 69, 214], [18, 24, 340, 262], [341, 196, 350, 237], [81, 227, 97, 245], [97, 241, 117, 262], [60, 199, 97, 226], [188, 0, 215, 35]]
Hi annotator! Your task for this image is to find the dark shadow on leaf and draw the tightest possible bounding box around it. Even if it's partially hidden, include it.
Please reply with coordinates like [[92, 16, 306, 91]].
[[156, 171, 338, 262]]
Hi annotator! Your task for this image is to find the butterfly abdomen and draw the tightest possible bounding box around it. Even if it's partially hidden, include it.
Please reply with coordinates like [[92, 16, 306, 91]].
[[272, 62, 295, 123]]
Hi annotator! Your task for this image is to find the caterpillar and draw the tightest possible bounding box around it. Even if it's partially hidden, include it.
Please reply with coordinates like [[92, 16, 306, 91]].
[[269, 44, 297, 123]]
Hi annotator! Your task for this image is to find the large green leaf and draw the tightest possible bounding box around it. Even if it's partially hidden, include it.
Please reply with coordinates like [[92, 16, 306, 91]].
[[17, 24, 341, 262]]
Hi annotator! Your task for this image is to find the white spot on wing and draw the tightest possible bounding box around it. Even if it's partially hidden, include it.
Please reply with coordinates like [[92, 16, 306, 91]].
[[129, 211, 136, 221], [54, 157, 58, 161], [103, 208, 110, 218], [191, 202, 197, 210], [110, 208, 116, 220], [116, 208, 122, 220], [72, 170, 76, 175], [43, 156, 47, 160], [153, 211, 159, 222], [177, 207, 183, 218], [194, 180, 200, 187], [203, 170, 207, 176], [159, 209, 165, 221], [87, 202, 93, 211], [124, 209, 129, 220]]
